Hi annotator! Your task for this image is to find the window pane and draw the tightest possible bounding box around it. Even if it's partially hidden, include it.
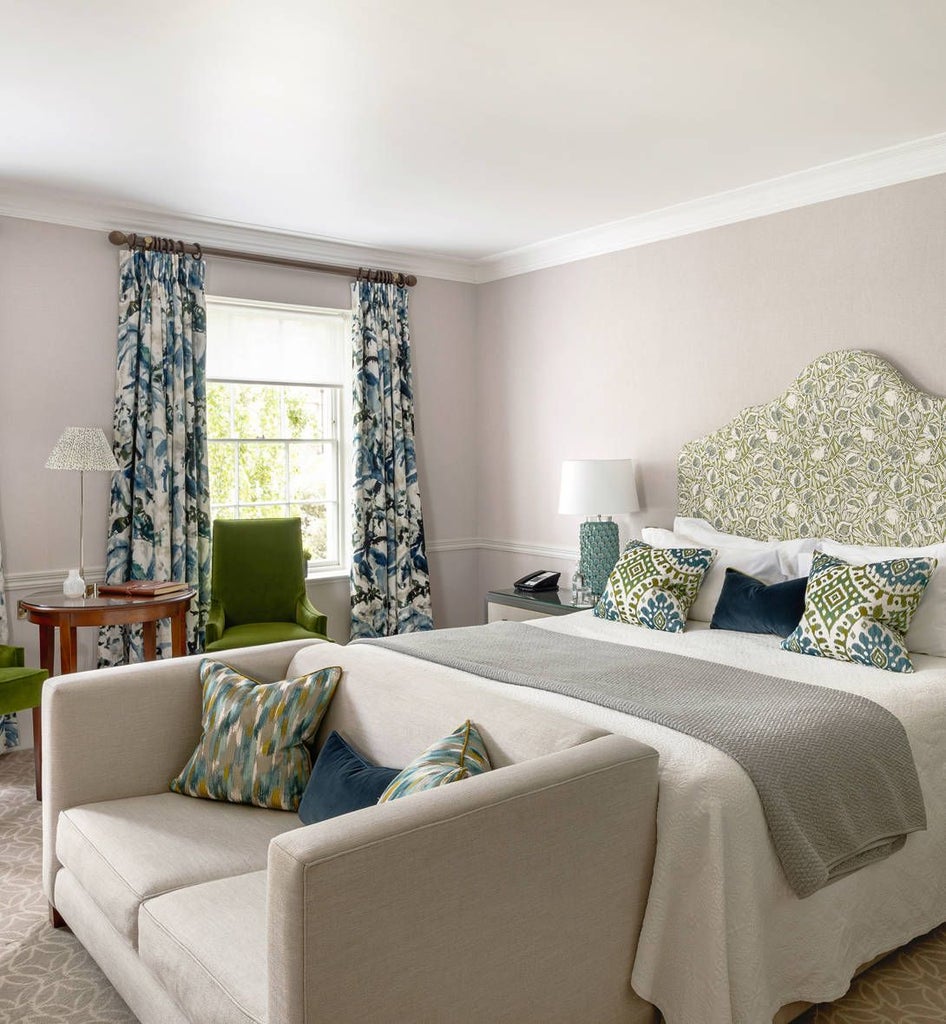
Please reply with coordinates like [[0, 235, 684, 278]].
[[239, 503, 291, 520], [207, 382, 232, 438], [212, 505, 238, 521], [291, 502, 338, 563], [208, 442, 236, 506], [284, 386, 332, 440], [289, 442, 336, 502], [232, 384, 282, 440], [237, 443, 287, 504]]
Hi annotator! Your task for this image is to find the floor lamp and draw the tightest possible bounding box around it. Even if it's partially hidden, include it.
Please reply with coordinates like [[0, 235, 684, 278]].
[[45, 427, 120, 597]]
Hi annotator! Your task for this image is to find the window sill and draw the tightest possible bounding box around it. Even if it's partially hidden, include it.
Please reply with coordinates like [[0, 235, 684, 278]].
[[305, 568, 350, 584]]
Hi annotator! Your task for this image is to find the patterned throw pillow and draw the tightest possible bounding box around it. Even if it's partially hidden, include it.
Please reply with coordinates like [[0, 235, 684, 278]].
[[594, 540, 716, 632], [781, 552, 937, 673], [377, 720, 491, 804], [170, 659, 341, 810]]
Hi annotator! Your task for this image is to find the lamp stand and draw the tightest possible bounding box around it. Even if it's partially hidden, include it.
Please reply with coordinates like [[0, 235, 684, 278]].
[[579, 517, 620, 597], [63, 472, 88, 598]]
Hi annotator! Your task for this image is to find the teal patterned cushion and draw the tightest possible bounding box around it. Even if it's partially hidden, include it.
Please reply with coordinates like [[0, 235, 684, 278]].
[[377, 720, 491, 803], [170, 659, 341, 810], [594, 540, 716, 632], [781, 552, 937, 673]]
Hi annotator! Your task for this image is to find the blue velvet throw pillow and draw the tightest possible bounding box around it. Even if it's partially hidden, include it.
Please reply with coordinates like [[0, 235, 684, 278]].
[[298, 731, 399, 825], [710, 568, 808, 637]]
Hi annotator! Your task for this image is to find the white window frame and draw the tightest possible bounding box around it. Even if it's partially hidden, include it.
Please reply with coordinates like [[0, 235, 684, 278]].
[[206, 296, 352, 580]]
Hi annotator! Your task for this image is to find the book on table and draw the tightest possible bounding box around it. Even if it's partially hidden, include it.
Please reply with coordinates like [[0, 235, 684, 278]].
[[97, 581, 191, 597]]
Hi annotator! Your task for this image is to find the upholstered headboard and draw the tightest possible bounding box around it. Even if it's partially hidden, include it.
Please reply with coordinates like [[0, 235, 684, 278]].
[[678, 349, 946, 547]]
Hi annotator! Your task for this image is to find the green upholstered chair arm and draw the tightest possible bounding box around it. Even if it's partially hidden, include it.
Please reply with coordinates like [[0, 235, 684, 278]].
[[296, 595, 328, 639], [0, 645, 25, 668], [205, 601, 226, 646]]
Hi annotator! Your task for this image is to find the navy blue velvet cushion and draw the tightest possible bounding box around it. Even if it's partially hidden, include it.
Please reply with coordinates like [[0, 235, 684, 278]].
[[710, 568, 808, 637], [298, 731, 399, 825]]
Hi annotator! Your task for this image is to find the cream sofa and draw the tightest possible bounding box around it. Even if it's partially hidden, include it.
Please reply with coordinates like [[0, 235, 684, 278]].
[[42, 639, 659, 1024]]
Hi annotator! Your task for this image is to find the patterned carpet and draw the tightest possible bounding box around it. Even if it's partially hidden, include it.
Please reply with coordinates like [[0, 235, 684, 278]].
[[2, 749, 946, 1024]]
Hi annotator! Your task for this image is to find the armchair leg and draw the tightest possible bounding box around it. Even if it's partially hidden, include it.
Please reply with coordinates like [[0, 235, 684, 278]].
[[49, 903, 66, 929]]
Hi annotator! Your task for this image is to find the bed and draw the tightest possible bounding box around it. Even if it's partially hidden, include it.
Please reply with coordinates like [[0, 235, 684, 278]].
[[371, 349, 946, 1024]]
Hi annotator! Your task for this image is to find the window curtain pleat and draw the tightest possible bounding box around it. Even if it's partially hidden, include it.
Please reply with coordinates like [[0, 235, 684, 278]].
[[350, 281, 433, 637], [97, 248, 211, 665]]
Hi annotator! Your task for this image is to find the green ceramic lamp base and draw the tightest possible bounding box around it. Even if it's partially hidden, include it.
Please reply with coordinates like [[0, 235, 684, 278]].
[[579, 519, 620, 596]]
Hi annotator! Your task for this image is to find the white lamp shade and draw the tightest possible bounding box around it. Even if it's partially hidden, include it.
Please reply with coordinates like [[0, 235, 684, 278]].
[[45, 427, 119, 472], [558, 459, 639, 516]]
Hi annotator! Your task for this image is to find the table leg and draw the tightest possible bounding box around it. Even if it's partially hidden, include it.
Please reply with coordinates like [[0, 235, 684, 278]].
[[32, 704, 42, 802], [171, 607, 187, 657], [142, 621, 157, 662], [59, 626, 78, 675], [38, 625, 55, 676]]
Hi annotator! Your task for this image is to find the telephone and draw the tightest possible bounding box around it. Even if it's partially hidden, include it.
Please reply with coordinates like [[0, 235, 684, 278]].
[[513, 570, 561, 593]]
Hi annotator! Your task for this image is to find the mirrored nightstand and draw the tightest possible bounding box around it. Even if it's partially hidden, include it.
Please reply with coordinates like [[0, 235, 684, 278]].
[[485, 587, 595, 623]]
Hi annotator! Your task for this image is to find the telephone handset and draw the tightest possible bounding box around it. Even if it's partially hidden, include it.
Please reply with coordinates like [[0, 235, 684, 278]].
[[513, 570, 561, 593]]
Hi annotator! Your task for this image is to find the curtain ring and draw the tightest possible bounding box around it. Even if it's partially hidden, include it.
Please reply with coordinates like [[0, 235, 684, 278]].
[[128, 232, 138, 250], [193, 242, 203, 261]]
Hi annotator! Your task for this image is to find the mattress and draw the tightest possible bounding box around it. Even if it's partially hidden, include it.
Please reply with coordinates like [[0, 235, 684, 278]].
[[448, 611, 946, 1024]]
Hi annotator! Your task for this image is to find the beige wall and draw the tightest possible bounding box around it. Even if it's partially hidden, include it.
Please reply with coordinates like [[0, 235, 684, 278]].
[[0, 217, 479, 693], [474, 173, 946, 599]]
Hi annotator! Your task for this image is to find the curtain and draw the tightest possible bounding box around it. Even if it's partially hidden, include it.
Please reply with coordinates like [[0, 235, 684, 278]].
[[97, 247, 211, 666], [350, 281, 433, 638], [0, 537, 17, 752]]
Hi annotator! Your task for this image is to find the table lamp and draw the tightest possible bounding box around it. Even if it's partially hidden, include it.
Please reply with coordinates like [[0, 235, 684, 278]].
[[45, 427, 120, 597], [558, 459, 639, 597]]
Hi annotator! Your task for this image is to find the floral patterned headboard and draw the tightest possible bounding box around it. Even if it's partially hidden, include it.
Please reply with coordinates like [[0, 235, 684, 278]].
[[678, 349, 946, 547]]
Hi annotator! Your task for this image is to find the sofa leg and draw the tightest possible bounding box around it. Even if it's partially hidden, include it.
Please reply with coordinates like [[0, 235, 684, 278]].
[[49, 903, 66, 929]]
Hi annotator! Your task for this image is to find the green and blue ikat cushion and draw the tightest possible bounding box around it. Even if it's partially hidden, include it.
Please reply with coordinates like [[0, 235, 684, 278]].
[[378, 720, 491, 803], [781, 552, 936, 673], [595, 540, 716, 633], [171, 659, 341, 810]]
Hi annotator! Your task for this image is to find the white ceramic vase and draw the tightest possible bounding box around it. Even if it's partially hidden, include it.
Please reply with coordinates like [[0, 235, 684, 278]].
[[63, 569, 86, 598]]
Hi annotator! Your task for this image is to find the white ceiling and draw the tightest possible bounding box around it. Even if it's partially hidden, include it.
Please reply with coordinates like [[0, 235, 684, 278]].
[[3, 1, 946, 266]]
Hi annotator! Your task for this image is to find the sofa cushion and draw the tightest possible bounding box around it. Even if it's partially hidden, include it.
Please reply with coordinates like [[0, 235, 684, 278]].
[[57, 792, 297, 947], [298, 731, 398, 825], [378, 720, 492, 803], [170, 659, 341, 810], [139, 870, 268, 1024]]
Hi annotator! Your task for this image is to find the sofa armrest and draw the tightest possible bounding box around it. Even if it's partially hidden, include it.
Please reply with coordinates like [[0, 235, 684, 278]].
[[295, 595, 328, 639], [43, 639, 321, 903], [205, 600, 226, 646], [267, 733, 658, 1024]]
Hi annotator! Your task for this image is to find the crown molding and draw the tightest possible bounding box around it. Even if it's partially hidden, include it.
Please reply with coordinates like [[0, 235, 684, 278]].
[[474, 131, 946, 282], [0, 185, 480, 285]]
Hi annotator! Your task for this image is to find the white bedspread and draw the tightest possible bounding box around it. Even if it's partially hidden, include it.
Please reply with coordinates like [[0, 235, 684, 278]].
[[458, 612, 946, 1024]]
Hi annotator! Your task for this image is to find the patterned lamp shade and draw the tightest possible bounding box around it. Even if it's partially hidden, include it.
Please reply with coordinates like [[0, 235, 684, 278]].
[[559, 459, 639, 597], [45, 428, 119, 473]]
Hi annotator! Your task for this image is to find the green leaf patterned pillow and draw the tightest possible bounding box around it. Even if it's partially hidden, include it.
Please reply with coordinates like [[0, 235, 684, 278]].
[[377, 720, 491, 804], [781, 552, 937, 673], [170, 659, 341, 810], [594, 540, 716, 632]]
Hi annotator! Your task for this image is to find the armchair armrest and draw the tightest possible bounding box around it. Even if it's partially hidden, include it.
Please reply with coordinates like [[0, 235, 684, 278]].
[[295, 595, 328, 639], [0, 645, 25, 668], [268, 734, 658, 1024], [42, 639, 320, 904], [205, 600, 226, 645]]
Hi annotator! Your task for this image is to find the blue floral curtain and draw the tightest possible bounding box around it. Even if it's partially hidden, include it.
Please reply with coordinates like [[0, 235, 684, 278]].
[[98, 247, 211, 665], [350, 281, 433, 637]]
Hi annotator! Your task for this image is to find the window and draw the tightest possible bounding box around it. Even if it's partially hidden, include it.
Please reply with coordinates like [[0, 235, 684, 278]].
[[205, 297, 351, 573]]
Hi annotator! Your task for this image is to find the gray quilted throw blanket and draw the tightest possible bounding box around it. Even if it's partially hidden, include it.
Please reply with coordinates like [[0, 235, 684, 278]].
[[363, 622, 926, 898]]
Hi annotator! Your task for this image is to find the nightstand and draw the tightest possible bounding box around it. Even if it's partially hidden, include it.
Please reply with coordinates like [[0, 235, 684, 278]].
[[485, 587, 595, 623]]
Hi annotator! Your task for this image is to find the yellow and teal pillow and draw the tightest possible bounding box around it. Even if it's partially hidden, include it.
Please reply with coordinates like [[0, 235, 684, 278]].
[[781, 552, 937, 673], [594, 540, 716, 632], [378, 720, 491, 803], [170, 659, 341, 810]]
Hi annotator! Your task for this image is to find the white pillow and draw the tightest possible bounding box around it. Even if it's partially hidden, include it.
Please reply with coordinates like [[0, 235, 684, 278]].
[[816, 539, 946, 658], [642, 526, 783, 623], [673, 517, 818, 579]]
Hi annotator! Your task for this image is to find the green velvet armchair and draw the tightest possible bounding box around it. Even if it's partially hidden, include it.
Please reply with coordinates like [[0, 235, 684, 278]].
[[205, 518, 330, 652], [0, 644, 48, 799]]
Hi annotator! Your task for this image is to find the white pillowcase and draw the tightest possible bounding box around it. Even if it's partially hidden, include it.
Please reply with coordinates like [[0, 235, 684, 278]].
[[642, 526, 783, 623], [816, 539, 946, 658], [673, 517, 818, 579]]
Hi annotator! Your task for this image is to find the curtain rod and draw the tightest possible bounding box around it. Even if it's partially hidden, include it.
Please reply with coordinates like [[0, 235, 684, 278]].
[[107, 230, 418, 287]]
